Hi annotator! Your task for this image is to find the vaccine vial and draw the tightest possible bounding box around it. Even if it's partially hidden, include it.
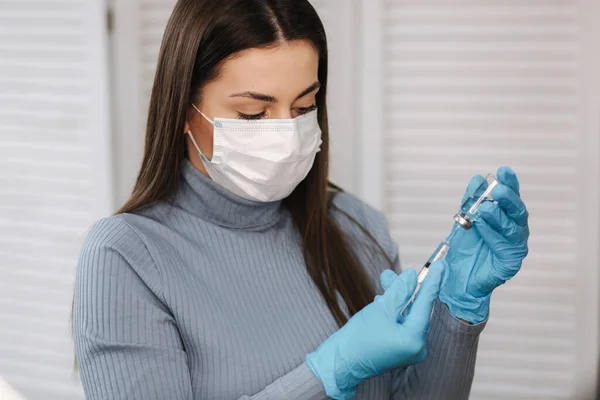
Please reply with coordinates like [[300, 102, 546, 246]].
[[453, 174, 498, 229]]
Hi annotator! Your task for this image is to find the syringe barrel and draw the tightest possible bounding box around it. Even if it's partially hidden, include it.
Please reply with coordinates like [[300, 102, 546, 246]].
[[417, 241, 450, 284], [399, 241, 450, 318]]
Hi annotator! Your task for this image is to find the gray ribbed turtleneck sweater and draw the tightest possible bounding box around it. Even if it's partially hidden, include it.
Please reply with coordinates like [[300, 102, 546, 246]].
[[73, 160, 485, 400]]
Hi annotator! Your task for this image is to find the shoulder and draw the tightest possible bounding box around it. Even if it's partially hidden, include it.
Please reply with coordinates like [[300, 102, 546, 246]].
[[82, 202, 175, 256], [81, 214, 149, 258], [77, 214, 162, 293], [329, 190, 398, 266]]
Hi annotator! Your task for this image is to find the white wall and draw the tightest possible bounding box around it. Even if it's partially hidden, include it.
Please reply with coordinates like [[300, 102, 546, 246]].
[[0, 1, 112, 399]]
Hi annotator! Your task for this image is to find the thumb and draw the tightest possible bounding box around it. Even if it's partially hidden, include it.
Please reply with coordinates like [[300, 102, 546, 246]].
[[461, 175, 487, 206], [380, 269, 398, 291], [380, 268, 418, 318], [403, 260, 446, 331]]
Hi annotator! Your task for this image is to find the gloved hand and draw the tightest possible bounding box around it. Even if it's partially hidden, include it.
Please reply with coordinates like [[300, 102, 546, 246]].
[[306, 261, 446, 399], [440, 166, 530, 324]]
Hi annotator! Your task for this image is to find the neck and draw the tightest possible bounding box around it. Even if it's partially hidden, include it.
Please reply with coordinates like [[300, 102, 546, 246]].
[[173, 158, 285, 230]]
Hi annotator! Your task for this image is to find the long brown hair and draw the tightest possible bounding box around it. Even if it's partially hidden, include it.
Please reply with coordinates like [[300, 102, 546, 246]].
[[78, 0, 391, 342]]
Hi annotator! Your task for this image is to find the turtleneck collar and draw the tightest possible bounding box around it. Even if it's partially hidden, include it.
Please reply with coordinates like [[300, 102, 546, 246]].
[[173, 160, 285, 230]]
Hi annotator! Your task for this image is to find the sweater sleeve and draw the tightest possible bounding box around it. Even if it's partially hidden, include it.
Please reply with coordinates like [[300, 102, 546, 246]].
[[73, 217, 328, 400], [241, 363, 327, 400], [73, 217, 193, 400]]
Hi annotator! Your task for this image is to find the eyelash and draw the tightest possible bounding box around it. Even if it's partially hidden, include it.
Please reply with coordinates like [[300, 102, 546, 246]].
[[237, 104, 317, 120], [237, 111, 266, 120], [298, 104, 317, 114]]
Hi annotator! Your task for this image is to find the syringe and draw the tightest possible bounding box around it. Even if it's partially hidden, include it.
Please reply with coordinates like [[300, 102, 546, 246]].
[[398, 240, 450, 318]]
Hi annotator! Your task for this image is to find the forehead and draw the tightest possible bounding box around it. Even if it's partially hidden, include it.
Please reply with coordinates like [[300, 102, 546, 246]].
[[214, 40, 319, 97]]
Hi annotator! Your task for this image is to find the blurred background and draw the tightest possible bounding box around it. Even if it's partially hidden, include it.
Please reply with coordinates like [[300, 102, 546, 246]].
[[0, 0, 599, 399]]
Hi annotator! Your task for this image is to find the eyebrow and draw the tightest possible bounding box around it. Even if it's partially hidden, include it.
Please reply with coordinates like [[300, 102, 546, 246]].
[[229, 81, 321, 103]]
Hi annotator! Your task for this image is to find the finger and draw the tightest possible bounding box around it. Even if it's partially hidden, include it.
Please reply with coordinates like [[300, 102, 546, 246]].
[[403, 261, 445, 331], [474, 219, 527, 279], [394, 268, 417, 295], [380, 268, 418, 318], [490, 184, 529, 227], [380, 269, 398, 291], [461, 175, 487, 206], [473, 218, 511, 254], [478, 202, 529, 245], [497, 166, 520, 196]]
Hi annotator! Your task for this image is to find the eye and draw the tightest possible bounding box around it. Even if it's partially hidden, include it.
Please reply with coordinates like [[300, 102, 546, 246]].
[[296, 104, 317, 115], [237, 111, 267, 120]]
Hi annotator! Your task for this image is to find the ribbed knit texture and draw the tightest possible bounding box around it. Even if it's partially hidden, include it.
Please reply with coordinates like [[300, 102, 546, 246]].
[[73, 160, 486, 400]]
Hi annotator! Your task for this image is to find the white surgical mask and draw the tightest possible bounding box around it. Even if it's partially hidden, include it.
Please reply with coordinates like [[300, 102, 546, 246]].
[[186, 104, 322, 202]]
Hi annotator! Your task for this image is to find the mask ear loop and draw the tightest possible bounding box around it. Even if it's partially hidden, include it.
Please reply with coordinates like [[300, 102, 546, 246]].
[[186, 129, 218, 165], [186, 129, 204, 156], [191, 103, 214, 125], [186, 103, 215, 162]]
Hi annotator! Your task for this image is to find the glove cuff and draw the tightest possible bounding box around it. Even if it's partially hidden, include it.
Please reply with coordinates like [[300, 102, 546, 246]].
[[439, 291, 491, 324], [306, 343, 357, 400]]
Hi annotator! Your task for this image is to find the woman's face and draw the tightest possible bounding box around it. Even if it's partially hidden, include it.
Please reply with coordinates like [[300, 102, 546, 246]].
[[185, 40, 320, 172]]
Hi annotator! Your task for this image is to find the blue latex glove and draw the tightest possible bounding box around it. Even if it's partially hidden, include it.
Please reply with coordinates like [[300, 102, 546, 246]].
[[440, 166, 530, 324], [306, 261, 446, 399]]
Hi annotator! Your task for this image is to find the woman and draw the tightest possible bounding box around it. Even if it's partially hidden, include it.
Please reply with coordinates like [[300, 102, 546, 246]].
[[72, 0, 530, 399]]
